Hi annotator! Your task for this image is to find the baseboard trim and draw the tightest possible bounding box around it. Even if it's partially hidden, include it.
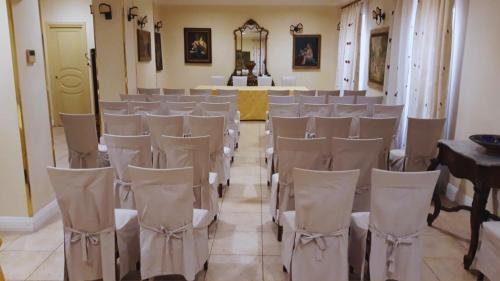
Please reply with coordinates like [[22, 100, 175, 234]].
[[445, 183, 473, 206], [0, 200, 60, 232]]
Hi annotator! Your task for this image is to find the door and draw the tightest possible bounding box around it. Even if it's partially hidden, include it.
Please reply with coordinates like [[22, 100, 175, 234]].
[[47, 24, 91, 125]]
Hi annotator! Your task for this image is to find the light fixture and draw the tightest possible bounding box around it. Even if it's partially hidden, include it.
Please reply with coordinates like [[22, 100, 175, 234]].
[[98, 3, 112, 20], [289, 23, 303, 34], [137, 15, 148, 29], [128, 6, 138, 22], [372, 6, 386, 25], [154, 21, 163, 32]]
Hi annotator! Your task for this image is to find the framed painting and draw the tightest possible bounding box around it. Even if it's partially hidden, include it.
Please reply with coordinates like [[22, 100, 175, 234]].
[[137, 29, 151, 62], [184, 28, 212, 63], [368, 28, 389, 90], [293, 34, 321, 69], [154, 32, 163, 71]]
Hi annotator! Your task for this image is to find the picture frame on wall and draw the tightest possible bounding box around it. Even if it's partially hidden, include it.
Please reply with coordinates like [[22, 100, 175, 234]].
[[368, 27, 389, 90], [155, 32, 163, 71], [293, 34, 321, 69], [137, 29, 152, 62], [184, 28, 212, 63]]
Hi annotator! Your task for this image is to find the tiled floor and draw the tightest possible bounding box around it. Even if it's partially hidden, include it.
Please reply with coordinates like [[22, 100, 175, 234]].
[[0, 122, 481, 281]]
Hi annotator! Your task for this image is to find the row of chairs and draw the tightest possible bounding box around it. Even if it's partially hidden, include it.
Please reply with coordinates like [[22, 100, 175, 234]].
[[212, 75, 299, 86]]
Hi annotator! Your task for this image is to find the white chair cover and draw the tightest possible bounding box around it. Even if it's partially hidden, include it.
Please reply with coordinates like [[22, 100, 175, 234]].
[[297, 95, 326, 105], [266, 103, 300, 134], [269, 96, 295, 104], [332, 104, 369, 137], [120, 94, 148, 102], [373, 104, 405, 132], [190, 89, 212, 96], [314, 117, 352, 139], [356, 96, 384, 115], [179, 95, 209, 104], [103, 113, 143, 136], [200, 102, 236, 154], [294, 90, 316, 97], [474, 221, 500, 280], [268, 89, 290, 96], [146, 115, 184, 168], [129, 166, 210, 281], [300, 104, 332, 135], [317, 90, 340, 97], [216, 89, 238, 96], [390, 118, 445, 171], [47, 167, 139, 281], [104, 134, 152, 209], [343, 90, 366, 103], [360, 117, 398, 170], [165, 101, 197, 116], [270, 137, 331, 224], [149, 95, 179, 103], [138, 88, 161, 95], [99, 101, 129, 115], [281, 169, 359, 281], [160, 136, 218, 218], [258, 76, 273, 86], [189, 116, 230, 186], [349, 169, 440, 281], [331, 137, 383, 212], [328, 95, 355, 104], [233, 76, 248, 86], [209, 95, 239, 144], [128, 102, 162, 133], [282, 76, 297, 86], [162, 88, 185, 95], [211, 75, 226, 86], [59, 113, 100, 168]]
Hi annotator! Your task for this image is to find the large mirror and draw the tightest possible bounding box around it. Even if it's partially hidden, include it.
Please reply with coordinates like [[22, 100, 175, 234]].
[[230, 19, 271, 86]]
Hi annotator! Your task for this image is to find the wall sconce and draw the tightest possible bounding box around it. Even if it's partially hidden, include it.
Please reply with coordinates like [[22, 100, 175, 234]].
[[154, 21, 163, 32], [138, 16, 148, 29], [289, 23, 303, 34], [372, 6, 386, 25], [98, 3, 112, 20], [128, 6, 138, 22]]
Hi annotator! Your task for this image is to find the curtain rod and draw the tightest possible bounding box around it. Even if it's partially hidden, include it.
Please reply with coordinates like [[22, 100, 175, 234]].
[[341, 0, 361, 9]]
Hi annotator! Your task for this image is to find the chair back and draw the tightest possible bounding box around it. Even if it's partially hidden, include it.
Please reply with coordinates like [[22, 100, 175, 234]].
[[165, 101, 197, 116], [128, 101, 162, 116], [357, 96, 384, 115], [328, 95, 355, 104], [373, 104, 405, 134], [162, 88, 185, 96], [294, 168, 359, 233], [343, 90, 366, 103], [179, 95, 208, 103], [332, 104, 369, 137], [146, 115, 184, 168], [120, 94, 148, 102], [216, 89, 238, 96], [59, 113, 99, 168], [189, 116, 225, 157], [100, 101, 129, 115], [404, 118, 445, 171], [200, 102, 231, 129], [294, 90, 316, 97], [317, 90, 340, 97], [296, 95, 326, 105], [300, 104, 331, 134], [258, 76, 273, 86], [149, 95, 179, 103], [232, 76, 248, 86], [209, 96, 237, 123], [315, 117, 352, 139], [360, 117, 398, 169], [268, 103, 300, 118], [271, 117, 309, 154], [269, 96, 295, 104], [47, 166, 116, 281], [282, 76, 297, 86], [103, 113, 143, 136], [268, 89, 290, 96], [137, 88, 161, 95], [211, 75, 226, 86], [331, 137, 383, 211], [189, 89, 212, 96]]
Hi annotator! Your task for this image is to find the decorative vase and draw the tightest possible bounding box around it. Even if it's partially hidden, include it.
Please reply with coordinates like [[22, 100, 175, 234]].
[[245, 61, 257, 86]]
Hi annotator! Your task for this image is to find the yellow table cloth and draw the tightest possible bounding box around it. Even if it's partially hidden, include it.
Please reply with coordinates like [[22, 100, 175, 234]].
[[195, 86, 308, 120]]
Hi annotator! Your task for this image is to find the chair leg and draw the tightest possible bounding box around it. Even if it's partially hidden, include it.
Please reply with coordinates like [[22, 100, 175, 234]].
[[218, 184, 223, 198], [283, 265, 287, 273], [477, 273, 485, 281], [277, 224, 283, 242], [204, 260, 209, 271], [227, 179, 230, 187]]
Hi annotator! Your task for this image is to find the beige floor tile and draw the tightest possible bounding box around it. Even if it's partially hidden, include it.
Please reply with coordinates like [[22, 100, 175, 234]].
[[221, 197, 262, 213], [0, 251, 52, 280], [225, 182, 262, 198], [261, 212, 276, 233], [262, 232, 281, 255], [0, 232, 22, 251], [5, 229, 63, 252], [27, 250, 64, 280], [263, 255, 287, 281], [205, 255, 262, 281], [425, 258, 477, 281], [217, 212, 262, 232], [422, 230, 467, 258], [211, 231, 262, 255], [422, 261, 440, 281]]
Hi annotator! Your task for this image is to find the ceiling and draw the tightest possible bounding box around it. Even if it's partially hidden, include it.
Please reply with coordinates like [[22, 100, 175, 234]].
[[154, 0, 352, 6]]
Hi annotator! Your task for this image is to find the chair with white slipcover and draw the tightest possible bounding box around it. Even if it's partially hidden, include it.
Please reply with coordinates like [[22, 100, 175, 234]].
[[360, 117, 398, 170], [146, 115, 184, 168], [343, 89, 366, 104], [120, 94, 148, 102], [282, 76, 297, 86], [160, 136, 219, 219], [149, 94, 179, 103], [128, 101, 162, 133], [317, 90, 340, 97], [129, 166, 210, 281], [258, 76, 273, 86], [294, 89, 316, 97], [300, 104, 332, 135], [189, 89, 212, 96], [209, 95, 240, 147], [271, 137, 331, 241], [104, 134, 152, 209], [314, 117, 352, 139], [216, 89, 238, 96], [389, 118, 445, 171], [269, 96, 295, 104], [162, 88, 185, 96], [232, 76, 248, 86], [373, 104, 405, 140], [348, 169, 440, 281], [99, 101, 129, 115], [332, 104, 369, 137], [328, 95, 355, 105], [211, 75, 226, 86], [103, 113, 144, 136], [281, 168, 360, 281], [199, 102, 236, 157], [296, 95, 326, 105], [179, 95, 209, 104], [47, 166, 140, 281], [331, 137, 384, 212], [356, 96, 384, 115], [165, 101, 197, 116], [138, 88, 161, 95], [268, 89, 290, 96]]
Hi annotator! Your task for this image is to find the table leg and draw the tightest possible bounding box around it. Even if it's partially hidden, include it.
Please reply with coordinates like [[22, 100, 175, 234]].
[[463, 178, 491, 270], [427, 158, 441, 226]]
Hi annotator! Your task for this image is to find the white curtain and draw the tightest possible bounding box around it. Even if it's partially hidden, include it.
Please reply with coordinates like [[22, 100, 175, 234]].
[[336, 1, 363, 91]]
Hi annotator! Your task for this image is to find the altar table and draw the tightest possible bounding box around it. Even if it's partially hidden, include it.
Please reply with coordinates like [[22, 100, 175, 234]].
[[195, 85, 308, 120]]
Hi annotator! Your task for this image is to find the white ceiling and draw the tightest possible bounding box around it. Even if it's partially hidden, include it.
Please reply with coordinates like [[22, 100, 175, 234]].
[[154, 0, 352, 6]]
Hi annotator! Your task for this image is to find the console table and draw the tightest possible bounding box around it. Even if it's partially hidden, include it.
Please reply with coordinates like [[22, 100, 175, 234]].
[[427, 139, 500, 270]]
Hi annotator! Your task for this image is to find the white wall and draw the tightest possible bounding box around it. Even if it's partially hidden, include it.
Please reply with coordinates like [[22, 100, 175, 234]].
[[156, 5, 341, 89]]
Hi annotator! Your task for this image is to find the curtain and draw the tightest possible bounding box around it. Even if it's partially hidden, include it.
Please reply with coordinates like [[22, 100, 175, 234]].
[[336, 1, 362, 91]]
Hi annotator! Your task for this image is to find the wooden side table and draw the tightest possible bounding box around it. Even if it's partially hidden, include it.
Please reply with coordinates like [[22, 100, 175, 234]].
[[427, 140, 500, 270]]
